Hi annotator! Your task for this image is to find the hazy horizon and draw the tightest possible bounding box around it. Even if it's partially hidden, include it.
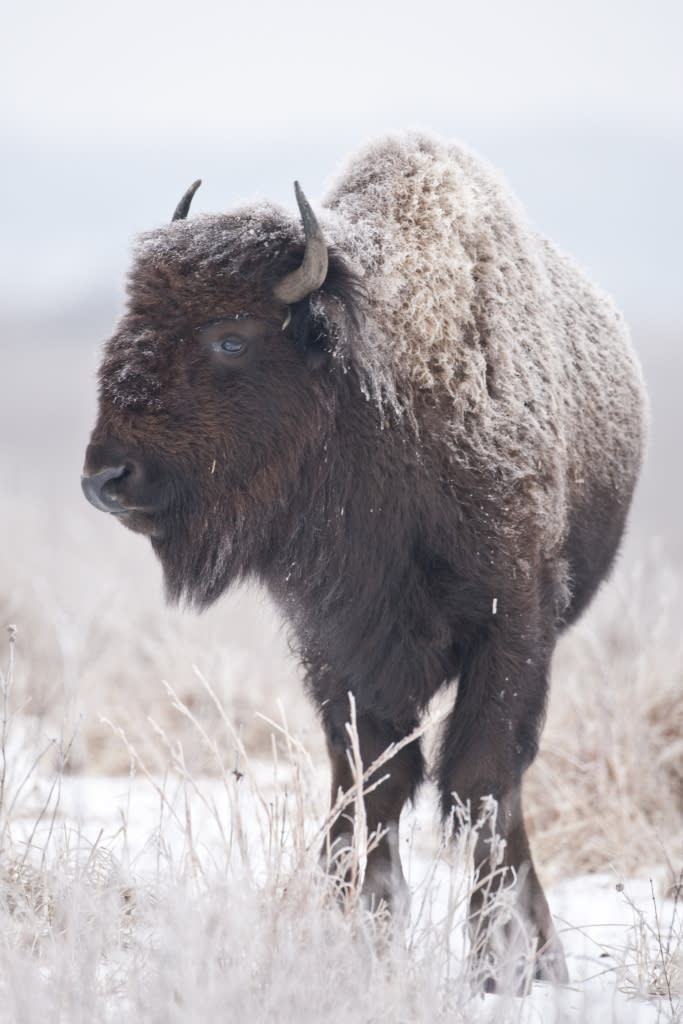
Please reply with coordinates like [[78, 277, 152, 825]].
[[3, 124, 682, 328], [3, 0, 682, 326]]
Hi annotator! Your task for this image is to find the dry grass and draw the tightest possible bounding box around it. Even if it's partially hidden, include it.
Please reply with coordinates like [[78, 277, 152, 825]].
[[0, 496, 319, 777], [527, 555, 683, 881], [0, 580, 681, 1020], [612, 877, 682, 1009]]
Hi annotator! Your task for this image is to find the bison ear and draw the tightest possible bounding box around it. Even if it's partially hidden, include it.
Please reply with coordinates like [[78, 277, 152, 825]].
[[283, 251, 361, 370], [286, 297, 332, 371]]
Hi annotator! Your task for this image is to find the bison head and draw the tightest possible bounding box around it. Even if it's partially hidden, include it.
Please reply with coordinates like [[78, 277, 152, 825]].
[[82, 181, 361, 607]]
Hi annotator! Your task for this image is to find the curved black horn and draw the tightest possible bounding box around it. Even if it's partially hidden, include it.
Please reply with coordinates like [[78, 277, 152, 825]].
[[172, 179, 202, 222], [273, 182, 328, 303]]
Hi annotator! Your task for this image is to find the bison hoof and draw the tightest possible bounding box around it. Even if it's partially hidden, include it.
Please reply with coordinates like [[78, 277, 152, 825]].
[[534, 943, 570, 986], [320, 832, 410, 918], [477, 941, 569, 995], [362, 861, 410, 919]]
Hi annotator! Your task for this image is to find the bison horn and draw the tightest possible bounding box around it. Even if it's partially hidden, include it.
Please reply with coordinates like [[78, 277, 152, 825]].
[[172, 179, 202, 222], [273, 182, 328, 303]]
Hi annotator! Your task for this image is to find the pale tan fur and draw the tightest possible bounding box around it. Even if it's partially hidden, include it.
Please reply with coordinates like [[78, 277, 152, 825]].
[[323, 133, 647, 555]]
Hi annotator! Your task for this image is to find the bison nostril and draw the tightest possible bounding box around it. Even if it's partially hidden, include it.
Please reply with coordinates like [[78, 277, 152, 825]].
[[81, 464, 129, 514]]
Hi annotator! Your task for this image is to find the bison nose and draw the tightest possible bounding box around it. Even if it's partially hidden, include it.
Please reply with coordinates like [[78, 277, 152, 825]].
[[81, 465, 129, 514]]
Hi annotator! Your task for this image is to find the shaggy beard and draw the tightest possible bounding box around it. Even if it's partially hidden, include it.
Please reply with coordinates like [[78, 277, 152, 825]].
[[151, 504, 251, 610]]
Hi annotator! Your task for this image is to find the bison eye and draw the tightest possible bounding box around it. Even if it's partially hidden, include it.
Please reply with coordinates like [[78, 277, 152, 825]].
[[197, 320, 255, 364], [218, 337, 246, 355]]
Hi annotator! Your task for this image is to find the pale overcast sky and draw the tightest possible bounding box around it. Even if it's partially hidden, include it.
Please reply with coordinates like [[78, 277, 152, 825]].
[[4, 0, 681, 143], [1, 0, 681, 319]]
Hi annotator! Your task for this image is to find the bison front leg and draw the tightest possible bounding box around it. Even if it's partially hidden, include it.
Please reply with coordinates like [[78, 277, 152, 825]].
[[322, 710, 424, 915], [437, 628, 569, 989]]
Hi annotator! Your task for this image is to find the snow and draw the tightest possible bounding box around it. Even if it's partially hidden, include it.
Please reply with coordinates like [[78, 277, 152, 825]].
[[9, 768, 678, 1023]]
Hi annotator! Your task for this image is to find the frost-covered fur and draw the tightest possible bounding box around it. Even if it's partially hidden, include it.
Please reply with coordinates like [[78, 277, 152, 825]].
[[322, 134, 646, 554]]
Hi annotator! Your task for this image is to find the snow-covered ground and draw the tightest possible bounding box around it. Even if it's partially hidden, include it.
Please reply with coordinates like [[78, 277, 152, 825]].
[[3, 751, 678, 1024]]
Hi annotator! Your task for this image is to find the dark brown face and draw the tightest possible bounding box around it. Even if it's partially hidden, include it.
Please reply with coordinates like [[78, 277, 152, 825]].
[[82, 304, 333, 606], [81, 188, 362, 606]]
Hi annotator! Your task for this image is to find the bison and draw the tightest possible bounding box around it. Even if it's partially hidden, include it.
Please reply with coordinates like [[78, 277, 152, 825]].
[[82, 133, 646, 987]]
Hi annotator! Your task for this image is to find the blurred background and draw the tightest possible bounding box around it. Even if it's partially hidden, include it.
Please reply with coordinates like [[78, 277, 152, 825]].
[[0, 1, 681, 788]]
